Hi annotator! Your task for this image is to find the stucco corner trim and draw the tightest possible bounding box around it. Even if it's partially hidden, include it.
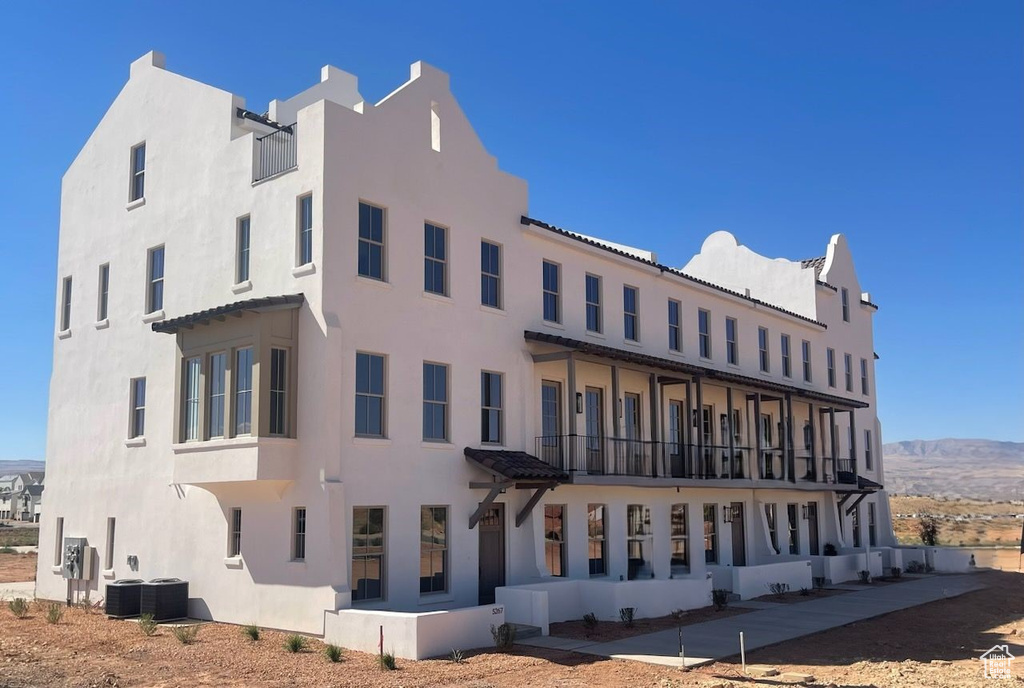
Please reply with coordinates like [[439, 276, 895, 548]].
[[51, 565, 62, 574], [57, 329, 72, 340], [102, 569, 115, 579], [125, 197, 146, 211], [292, 263, 317, 278], [231, 280, 253, 295], [94, 319, 110, 330], [124, 437, 147, 448], [142, 309, 165, 324], [224, 557, 244, 569]]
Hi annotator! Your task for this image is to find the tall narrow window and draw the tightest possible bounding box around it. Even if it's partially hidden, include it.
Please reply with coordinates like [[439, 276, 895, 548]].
[[422, 362, 449, 441], [841, 287, 850, 322], [758, 327, 770, 373], [726, 317, 738, 365], [698, 309, 712, 359], [787, 504, 799, 554], [802, 340, 812, 382], [627, 504, 652, 579], [129, 377, 146, 438], [587, 504, 606, 576], [430, 101, 441, 152], [129, 142, 145, 202], [424, 223, 448, 296], [481, 371, 503, 444], [298, 195, 313, 266], [97, 265, 109, 322], [146, 246, 164, 314], [293, 507, 306, 561], [420, 506, 448, 593], [208, 352, 226, 438], [765, 503, 779, 553], [827, 348, 836, 388], [623, 286, 639, 341], [228, 508, 242, 557], [352, 507, 385, 601], [586, 274, 602, 333], [182, 357, 201, 441], [544, 505, 566, 577], [542, 261, 560, 323], [236, 216, 251, 283], [670, 504, 689, 574], [781, 334, 792, 378], [860, 358, 869, 395], [868, 503, 877, 547], [59, 276, 72, 331], [865, 429, 873, 470], [844, 353, 854, 392], [852, 506, 861, 548], [668, 299, 681, 351], [234, 347, 253, 435], [355, 352, 386, 437], [54, 517, 64, 566], [105, 517, 116, 570], [540, 381, 561, 443], [357, 201, 385, 279], [269, 348, 288, 436], [480, 241, 502, 309]]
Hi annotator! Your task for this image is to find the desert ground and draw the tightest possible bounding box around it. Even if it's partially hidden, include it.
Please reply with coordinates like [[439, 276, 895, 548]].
[[890, 495, 1023, 549]]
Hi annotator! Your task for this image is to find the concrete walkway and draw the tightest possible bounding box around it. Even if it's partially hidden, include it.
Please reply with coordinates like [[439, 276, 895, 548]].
[[519, 574, 985, 668]]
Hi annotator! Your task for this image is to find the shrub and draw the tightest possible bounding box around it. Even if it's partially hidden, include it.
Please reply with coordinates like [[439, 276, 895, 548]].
[[767, 582, 790, 599], [906, 560, 924, 574], [890, 566, 902, 579], [285, 634, 307, 653], [582, 612, 598, 635], [8, 597, 29, 618], [918, 517, 939, 546], [711, 588, 730, 611], [324, 644, 344, 663], [858, 570, 871, 584], [490, 622, 516, 651], [799, 587, 811, 597], [172, 625, 199, 645], [619, 607, 635, 627], [45, 603, 64, 624], [242, 623, 260, 642], [823, 542, 838, 556], [378, 650, 397, 671], [448, 648, 464, 664], [139, 613, 158, 636], [813, 576, 826, 590]]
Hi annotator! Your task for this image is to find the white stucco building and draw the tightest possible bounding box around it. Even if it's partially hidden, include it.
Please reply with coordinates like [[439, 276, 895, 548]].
[[39, 52, 912, 657]]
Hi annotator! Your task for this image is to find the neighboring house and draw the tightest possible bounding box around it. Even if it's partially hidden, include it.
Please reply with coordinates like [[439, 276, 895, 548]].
[[0, 472, 44, 522], [38, 52, 899, 655]]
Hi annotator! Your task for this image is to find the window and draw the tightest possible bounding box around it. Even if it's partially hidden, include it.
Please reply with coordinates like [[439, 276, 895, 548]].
[[236, 216, 251, 283], [97, 264, 109, 322], [802, 340, 812, 382], [758, 327, 770, 372], [208, 353, 226, 438], [293, 507, 306, 561], [868, 503, 877, 547], [182, 357, 201, 441], [234, 347, 253, 435], [827, 348, 836, 388], [422, 362, 448, 441], [623, 286, 639, 341], [841, 287, 850, 322], [129, 142, 145, 202], [703, 504, 718, 563], [424, 223, 448, 296], [787, 504, 799, 554], [781, 334, 792, 378], [540, 380, 561, 441], [430, 101, 441, 151], [586, 274, 602, 333], [698, 309, 711, 358], [228, 508, 242, 557], [298, 194, 313, 266], [352, 507, 385, 601], [844, 353, 854, 392], [105, 517, 116, 570], [670, 504, 689, 574], [865, 429, 873, 470], [355, 352, 386, 437], [481, 371, 503, 444], [861, 358, 869, 395], [146, 245, 164, 314], [627, 504, 652, 579], [668, 299, 681, 351], [765, 503, 779, 553], [587, 504, 606, 576], [542, 261, 560, 323], [129, 377, 146, 438], [852, 506, 861, 548], [269, 348, 288, 436], [480, 240, 502, 308], [59, 276, 72, 331], [726, 317, 738, 365], [358, 201, 385, 279], [54, 517, 64, 566], [420, 506, 448, 593], [544, 505, 565, 577]]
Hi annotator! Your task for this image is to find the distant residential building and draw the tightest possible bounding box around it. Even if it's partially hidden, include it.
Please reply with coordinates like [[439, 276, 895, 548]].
[[0, 472, 44, 522]]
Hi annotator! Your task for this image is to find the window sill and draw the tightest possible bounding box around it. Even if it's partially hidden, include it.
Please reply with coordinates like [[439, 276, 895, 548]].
[[102, 568, 116, 579], [142, 309, 165, 324], [126, 197, 146, 211], [666, 348, 684, 358], [542, 320, 565, 330], [479, 303, 505, 316], [353, 436, 391, 447], [224, 557, 244, 569], [51, 565, 62, 574], [287, 559, 306, 567], [585, 330, 605, 340], [421, 291, 451, 304], [292, 263, 316, 278], [124, 437, 146, 448], [94, 319, 110, 330], [171, 435, 296, 454], [699, 356, 713, 364], [356, 275, 391, 289], [231, 280, 253, 295], [622, 339, 643, 348], [57, 329, 72, 340], [421, 441, 455, 450]]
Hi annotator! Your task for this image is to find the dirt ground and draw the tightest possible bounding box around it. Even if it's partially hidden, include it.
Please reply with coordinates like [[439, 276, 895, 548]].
[[890, 495, 1023, 547], [0, 569, 1021, 688], [0, 552, 36, 583], [0, 524, 39, 548]]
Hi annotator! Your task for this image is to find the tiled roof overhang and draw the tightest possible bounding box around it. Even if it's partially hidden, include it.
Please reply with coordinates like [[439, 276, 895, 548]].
[[152, 294, 305, 334], [525, 330, 869, 410], [464, 447, 569, 482]]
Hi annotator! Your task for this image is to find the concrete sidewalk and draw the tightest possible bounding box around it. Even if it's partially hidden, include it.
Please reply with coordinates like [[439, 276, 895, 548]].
[[519, 574, 985, 668]]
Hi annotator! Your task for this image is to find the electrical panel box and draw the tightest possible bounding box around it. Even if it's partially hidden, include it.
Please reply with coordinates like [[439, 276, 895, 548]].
[[62, 537, 94, 580]]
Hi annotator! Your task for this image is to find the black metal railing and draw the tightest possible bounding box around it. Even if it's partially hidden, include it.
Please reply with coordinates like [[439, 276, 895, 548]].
[[254, 125, 297, 182], [794, 453, 818, 482], [835, 457, 857, 484]]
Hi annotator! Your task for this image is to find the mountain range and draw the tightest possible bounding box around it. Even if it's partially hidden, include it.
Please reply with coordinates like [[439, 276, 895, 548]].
[[882, 439, 1023, 501], [0, 459, 45, 475]]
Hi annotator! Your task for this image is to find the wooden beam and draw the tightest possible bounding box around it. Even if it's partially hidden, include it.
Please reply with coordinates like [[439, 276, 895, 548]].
[[845, 492, 869, 516], [531, 352, 571, 363], [468, 480, 514, 490], [468, 487, 504, 530], [837, 492, 855, 510], [515, 484, 555, 527]]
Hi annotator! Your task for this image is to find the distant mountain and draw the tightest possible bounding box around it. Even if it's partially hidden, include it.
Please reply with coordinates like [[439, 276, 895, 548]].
[[882, 439, 1023, 501], [0, 460, 45, 475]]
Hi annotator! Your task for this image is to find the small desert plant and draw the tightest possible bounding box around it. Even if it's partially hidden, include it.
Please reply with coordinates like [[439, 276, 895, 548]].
[[378, 650, 397, 671], [172, 624, 199, 645], [582, 612, 599, 634], [890, 566, 902, 579], [905, 560, 924, 574], [0, 546, 16, 554], [285, 634, 307, 653], [767, 582, 790, 599], [242, 623, 260, 642], [858, 570, 872, 584], [448, 648, 464, 664], [823, 542, 838, 556], [8, 597, 29, 618], [918, 517, 939, 546], [490, 622, 516, 651], [813, 576, 826, 590], [711, 588, 730, 611], [799, 587, 811, 597], [619, 607, 636, 627], [45, 602, 64, 624], [325, 643, 344, 663], [139, 613, 158, 636]]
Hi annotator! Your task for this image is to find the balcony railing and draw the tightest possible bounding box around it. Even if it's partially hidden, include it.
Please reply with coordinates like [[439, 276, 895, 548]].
[[835, 458, 858, 484], [254, 125, 297, 182]]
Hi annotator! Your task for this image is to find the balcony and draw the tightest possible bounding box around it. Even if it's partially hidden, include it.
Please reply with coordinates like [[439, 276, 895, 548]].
[[253, 125, 297, 182], [171, 436, 297, 497]]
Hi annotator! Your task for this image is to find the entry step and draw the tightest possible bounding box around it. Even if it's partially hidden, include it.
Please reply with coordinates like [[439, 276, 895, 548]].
[[510, 623, 542, 640]]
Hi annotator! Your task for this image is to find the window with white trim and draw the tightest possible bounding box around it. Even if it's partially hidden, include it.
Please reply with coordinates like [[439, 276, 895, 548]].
[[228, 508, 242, 557], [208, 352, 226, 439], [758, 327, 770, 373], [420, 505, 448, 593], [234, 347, 253, 435], [59, 276, 72, 332], [542, 261, 561, 323], [129, 142, 145, 202], [424, 222, 448, 296], [358, 201, 385, 280], [182, 356, 201, 441], [236, 216, 251, 283], [298, 194, 313, 266], [765, 503, 779, 553], [146, 245, 164, 314], [802, 340, 812, 382], [844, 353, 854, 392], [481, 371, 503, 444], [861, 358, 869, 395], [827, 348, 836, 388], [670, 503, 689, 574], [787, 504, 799, 554], [352, 506, 385, 601], [129, 377, 146, 438], [97, 264, 109, 322], [105, 517, 116, 570], [422, 362, 449, 442], [781, 334, 792, 378], [841, 287, 850, 322], [586, 274, 602, 333], [587, 503, 606, 576], [293, 507, 306, 561], [355, 352, 386, 437], [545, 504, 566, 577], [481, 241, 502, 308], [698, 309, 712, 359], [269, 348, 288, 436], [623, 285, 639, 341], [726, 317, 738, 365], [668, 299, 681, 351]]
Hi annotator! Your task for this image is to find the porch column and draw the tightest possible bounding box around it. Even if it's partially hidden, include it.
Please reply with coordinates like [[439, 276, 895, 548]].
[[648, 372, 659, 477], [849, 409, 858, 480], [753, 392, 762, 479], [785, 393, 795, 483], [726, 386, 736, 479], [610, 364, 620, 438], [807, 401, 817, 482], [694, 376, 705, 476], [829, 407, 838, 480], [683, 380, 694, 476], [567, 354, 577, 471], [778, 397, 787, 481]]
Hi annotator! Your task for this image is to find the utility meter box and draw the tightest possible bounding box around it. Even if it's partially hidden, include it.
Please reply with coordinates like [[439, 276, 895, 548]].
[[62, 537, 94, 580]]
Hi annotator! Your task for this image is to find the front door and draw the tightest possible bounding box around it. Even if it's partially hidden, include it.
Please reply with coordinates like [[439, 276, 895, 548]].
[[807, 502, 820, 556], [540, 381, 562, 468], [730, 501, 746, 566], [478, 503, 505, 605], [585, 387, 604, 474]]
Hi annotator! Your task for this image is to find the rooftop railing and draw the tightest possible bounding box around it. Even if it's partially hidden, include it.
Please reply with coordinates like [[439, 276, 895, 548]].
[[253, 124, 297, 182]]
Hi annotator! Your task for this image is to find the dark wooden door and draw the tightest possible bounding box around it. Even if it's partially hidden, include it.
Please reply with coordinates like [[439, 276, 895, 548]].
[[807, 502, 820, 556], [478, 503, 505, 605], [730, 502, 746, 566]]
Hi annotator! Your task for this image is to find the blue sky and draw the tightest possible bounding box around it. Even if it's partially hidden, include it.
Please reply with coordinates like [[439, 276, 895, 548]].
[[0, 1, 1021, 460]]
